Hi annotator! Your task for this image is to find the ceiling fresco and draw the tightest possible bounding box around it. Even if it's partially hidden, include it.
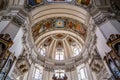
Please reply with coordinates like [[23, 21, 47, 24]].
[[28, 0, 43, 6], [32, 17, 87, 40], [25, 0, 91, 10], [76, 0, 90, 6], [47, 0, 72, 2]]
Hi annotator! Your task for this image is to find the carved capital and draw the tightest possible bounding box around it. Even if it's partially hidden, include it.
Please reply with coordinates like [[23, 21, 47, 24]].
[[89, 55, 104, 73], [92, 11, 107, 25], [16, 54, 31, 74], [0, 15, 12, 21], [11, 15, 24, 27]]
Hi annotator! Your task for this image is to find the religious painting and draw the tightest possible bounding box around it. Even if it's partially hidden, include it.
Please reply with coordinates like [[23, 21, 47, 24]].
[[32, 20, 52, 38], [109, 59, 120, 78], [39, 25, 46, 33], [0, 53, 15, 80], [105, 54, 120, 79], [28, 0, 43, 6], [75, 23, 86, 35], [32, 24, 41, 38], [32, 17, 87, 40], [0, 34, 13, 74], [0, 51, 11, 73], [67, 21, 75, 29], [114, 59, 120, 70], [76, 0, 90, 6], [44, 21, 51, 29], [54, 19, 65, 28], [47, 0, 72, 3]]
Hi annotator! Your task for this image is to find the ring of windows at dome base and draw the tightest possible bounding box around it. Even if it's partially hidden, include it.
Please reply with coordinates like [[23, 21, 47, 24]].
[[36, 33, 83, 60]]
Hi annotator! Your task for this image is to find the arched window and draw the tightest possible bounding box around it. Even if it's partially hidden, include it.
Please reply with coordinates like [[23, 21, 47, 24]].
[[71, 43, 81, 56], [38, 46, 46, 56], [77, 64, 88, 80], [55, 70, 65, 78], [55, 49, 64, 60], [33, 66, 43, 80]]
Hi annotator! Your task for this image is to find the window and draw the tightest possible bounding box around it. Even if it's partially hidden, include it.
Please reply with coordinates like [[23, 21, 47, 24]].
[[71, 43, 81, 56], [33, 67, 43, 80], [55, 50, 64, 60], [77, 64, 88, 80], [55, 70, 65, 78], [39, 46, 46, 56]]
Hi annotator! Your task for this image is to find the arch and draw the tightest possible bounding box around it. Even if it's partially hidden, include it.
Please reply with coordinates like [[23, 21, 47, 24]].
[[30, 4, 90, 26], [26, 3, 93, 69]]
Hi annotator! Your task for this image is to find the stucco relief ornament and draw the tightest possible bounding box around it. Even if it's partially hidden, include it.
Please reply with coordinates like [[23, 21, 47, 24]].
[[76, 0, 92, 9], [76, 0, 90, 6]]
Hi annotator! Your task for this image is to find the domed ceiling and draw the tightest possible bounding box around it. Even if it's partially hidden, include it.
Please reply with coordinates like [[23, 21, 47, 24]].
[[32, 17, 87, 61]]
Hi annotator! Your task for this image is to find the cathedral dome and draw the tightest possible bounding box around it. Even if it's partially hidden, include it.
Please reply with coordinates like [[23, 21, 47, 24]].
[[32, 17, 87, 60], [30, 17, 90, 70]]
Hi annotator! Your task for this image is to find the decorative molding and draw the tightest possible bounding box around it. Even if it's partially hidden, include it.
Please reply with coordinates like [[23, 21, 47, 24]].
[[0, 15, 12, 21], [15, 54, 31, 75], [92, 11, 107, 25], [89, 55, 104, 73], [107, 34, 120, 49], [12, 16, 24, 27]]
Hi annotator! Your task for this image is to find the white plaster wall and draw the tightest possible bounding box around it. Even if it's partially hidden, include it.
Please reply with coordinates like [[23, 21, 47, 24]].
[[95, 27, 111, 58], [100, 20, 120, 39], [9, 28, 24, 58], [0, 21, 10, 33], [110, 20, 120, 32], [1, 23, 19, 39]]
